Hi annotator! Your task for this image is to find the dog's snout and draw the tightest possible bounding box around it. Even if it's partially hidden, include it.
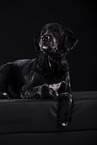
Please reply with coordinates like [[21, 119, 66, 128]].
[[42, 35, 51, 43], [43, 35, 49, 41], [39, 32, 58, 53]]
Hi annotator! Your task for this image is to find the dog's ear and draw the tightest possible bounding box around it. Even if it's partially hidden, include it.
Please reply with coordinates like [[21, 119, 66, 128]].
[[34, 32, 41, 52], [63, 27, 78, 52]]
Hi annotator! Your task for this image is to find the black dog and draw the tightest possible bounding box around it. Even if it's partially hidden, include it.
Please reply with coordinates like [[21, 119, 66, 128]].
[[0, 23, 78, 126]]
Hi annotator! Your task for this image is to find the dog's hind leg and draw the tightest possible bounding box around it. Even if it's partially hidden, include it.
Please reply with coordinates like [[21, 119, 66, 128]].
[[0, 92, 9, 99]]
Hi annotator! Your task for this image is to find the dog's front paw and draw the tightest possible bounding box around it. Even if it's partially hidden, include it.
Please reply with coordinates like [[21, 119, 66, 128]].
[[58, 93, 73, 127], [58, 110, 71, 127], [61, 122, 69, 127]]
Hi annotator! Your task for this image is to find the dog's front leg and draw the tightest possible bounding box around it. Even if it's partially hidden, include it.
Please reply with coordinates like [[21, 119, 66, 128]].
[[20, 85, 44, 99], [58, 92, 73, 126], [58, 73, 73, 126], [20, 84, 51, 99], [20, 84, 58, 99]]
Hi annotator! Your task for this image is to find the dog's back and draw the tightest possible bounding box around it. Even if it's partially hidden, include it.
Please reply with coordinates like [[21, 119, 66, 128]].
[[0, 59, 36, 98]]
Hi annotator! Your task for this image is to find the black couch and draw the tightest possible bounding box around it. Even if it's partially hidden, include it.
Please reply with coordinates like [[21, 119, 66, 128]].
[[0, 91, 97, 145]]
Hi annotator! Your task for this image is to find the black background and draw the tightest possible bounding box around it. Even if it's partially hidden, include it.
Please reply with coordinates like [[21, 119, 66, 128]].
[[0, 1, 97, 91]]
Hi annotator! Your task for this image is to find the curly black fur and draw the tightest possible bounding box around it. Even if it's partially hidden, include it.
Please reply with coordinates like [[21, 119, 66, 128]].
[[0, 23, 78, 126]]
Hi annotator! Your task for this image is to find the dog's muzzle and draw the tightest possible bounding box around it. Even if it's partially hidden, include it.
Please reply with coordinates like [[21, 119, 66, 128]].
[[39, 33, 58, 53]]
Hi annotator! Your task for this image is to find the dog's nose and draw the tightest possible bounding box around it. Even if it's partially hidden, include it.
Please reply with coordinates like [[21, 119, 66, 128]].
[[43, 35, 50, 42]]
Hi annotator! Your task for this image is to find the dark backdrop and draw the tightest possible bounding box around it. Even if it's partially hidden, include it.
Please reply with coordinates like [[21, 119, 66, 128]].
[[0, 1, 97, 91]]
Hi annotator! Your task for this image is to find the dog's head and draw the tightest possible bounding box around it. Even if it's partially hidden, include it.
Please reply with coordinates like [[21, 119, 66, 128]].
[[34, 23, 78, 54]]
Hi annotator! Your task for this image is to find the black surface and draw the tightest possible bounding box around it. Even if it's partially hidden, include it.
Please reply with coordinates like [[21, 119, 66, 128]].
[[0, 91, 97, 133], [0, 91, 97, 145], [0, 131, 97, 145]]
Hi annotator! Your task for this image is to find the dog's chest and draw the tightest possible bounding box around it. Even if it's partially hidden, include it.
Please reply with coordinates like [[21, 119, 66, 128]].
[[48, 82, 62, 91]]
